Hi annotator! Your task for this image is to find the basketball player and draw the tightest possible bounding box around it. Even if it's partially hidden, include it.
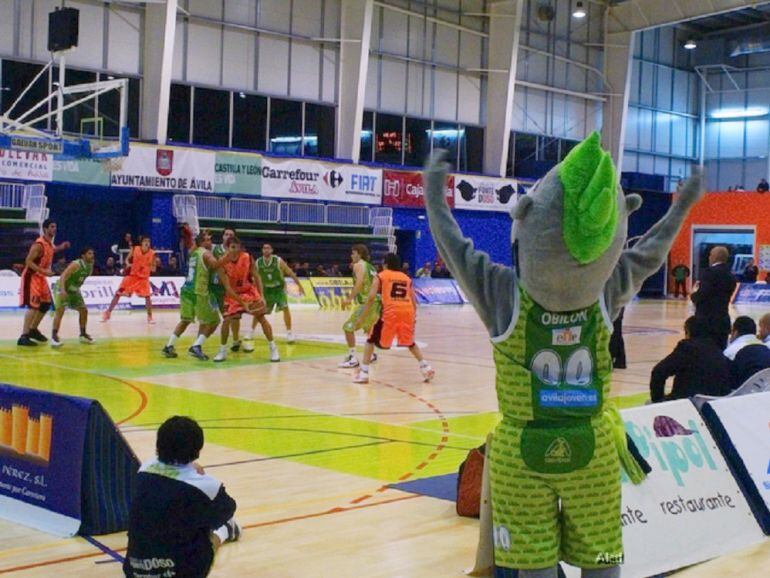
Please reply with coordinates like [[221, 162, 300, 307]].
[[102, 236, 156, 323], [211, 228, 235, 314], [339, 244, 381, 368], [124, 416, 240, 578], [162, 231, 248, 361], [51, 247, 95, 347], [214, 237, 279, 363], [249, 243, 304, 348], [353, 253, 434, 384], [18, 219, 70, 346]]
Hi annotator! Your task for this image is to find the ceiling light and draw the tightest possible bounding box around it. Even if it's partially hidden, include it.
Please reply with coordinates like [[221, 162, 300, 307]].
[[238, 92, 246, 98], [572, 1, 586, 19], [684, 39, 697, 50], [711, 107, 769, 119]]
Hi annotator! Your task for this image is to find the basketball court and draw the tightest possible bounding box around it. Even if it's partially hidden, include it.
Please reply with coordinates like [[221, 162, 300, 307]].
[[0, 300, 768, 577]]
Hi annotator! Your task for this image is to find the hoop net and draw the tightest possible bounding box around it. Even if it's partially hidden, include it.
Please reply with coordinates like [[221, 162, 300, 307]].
[[100, 155, 125, 172]]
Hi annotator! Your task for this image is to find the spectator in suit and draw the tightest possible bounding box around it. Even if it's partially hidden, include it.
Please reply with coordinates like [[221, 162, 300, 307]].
[[759, 313, 770, 346], [742, 258, 759, 283], [103, 256, 117, 276], [609, 307, 626, 369], [649, 316, 733, 403], [691, 246, 737, 349], [725, 316, 770, 386], [671, 263, 690, 298], [757, 178, 769, 193]]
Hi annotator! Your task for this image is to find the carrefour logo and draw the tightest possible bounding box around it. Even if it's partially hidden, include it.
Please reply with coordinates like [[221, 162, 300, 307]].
[[324, 170, 344, 188]]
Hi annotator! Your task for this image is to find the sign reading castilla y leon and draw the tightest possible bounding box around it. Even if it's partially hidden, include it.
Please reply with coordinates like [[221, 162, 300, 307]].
[[593, 400, 766, 578], [214, 151, 262, 195], [110, 144, 215, 193]]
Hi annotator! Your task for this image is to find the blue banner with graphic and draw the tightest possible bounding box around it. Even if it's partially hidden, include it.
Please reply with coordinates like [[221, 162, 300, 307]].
[[732, 283, 770, 304], [413, 278, 463, 304], [0, 384, 90, 535]]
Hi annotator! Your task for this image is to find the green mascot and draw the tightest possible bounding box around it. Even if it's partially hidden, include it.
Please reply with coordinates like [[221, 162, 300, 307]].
[[424, 132, 704, 578]]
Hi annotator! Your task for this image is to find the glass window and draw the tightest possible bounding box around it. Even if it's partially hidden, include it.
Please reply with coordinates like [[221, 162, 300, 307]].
[[432, 121, 460, 169], [168, 84, 191, 143], [375, 113, 403, 165], [304, 103, 335, 158], [232, 92, 267, 151], [404, 117, 431, 167], [459, 126, 484, 173], [0, 60, 49, 130], [560, 139, 579, 160], [360, 110, 374, 162], [540, 135, 560, 162], [99, 76, 141, 139], [269, 98, 302, 156], [193, 87, 230, 147], [513, 132, 537, 174]]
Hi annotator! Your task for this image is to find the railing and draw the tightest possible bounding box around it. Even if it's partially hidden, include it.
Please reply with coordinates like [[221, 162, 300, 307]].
[[196, 196, 229, 220], [230, 199, 279, 223], [172, 196, 397, 241], [326, 204, 370, 226], [0, 182, 42, 209], [279, 202, 326, 225]]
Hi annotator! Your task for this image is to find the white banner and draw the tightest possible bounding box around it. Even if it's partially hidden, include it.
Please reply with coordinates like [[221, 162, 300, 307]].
[[0, 276, 186, 309], [0, 150, 53, 181], [260, 157, 382, 204], [452, 174, 517, 213], [110, 145, 215, 193], [705, 392, 770, 532], [603, 400, 765, 578]]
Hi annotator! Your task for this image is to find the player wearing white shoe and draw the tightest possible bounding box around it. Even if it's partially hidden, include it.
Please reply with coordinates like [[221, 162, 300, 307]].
[[51, 247, 95, 347], [214, 237, 279, 363], [250, 243, 304, 347], [339, 244, 381, 369], [354, 253, 434, 384]]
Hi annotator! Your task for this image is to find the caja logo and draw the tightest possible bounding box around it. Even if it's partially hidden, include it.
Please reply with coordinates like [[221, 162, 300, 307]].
[[384, 179, 400, 198]]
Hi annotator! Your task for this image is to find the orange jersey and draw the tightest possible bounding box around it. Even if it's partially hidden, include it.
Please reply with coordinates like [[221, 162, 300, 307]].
[[224, 252, 255, 294], [129, 247, 155, 279], [26, 236, 54, 274], [20, 236, 54, 309], [379, 269, 415, 318]]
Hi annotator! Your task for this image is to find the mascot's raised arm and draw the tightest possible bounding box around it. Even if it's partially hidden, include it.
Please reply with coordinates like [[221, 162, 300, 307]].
[[423, 132, 704, 578]]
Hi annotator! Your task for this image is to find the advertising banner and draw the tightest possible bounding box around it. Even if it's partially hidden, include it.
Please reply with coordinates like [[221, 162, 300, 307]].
[[702, 392, 770, 533], [382, 170, 455, 208], [310, 277, 354, 310], [413, 278, 463, 304], [607, 400, 765, 578], [0, 149, 53, 181], [214, 151, 261, 195], [110, 145, 215, 193], [732, 282, 770, 304], [0, 384, 90, 536], [453, 175, 518, 213], [0, 276, 186, 309], [260, 157, 382, 205], [759, 245, 770, 270], [285, 278, 319, 307], [52, 158, 110, 186]]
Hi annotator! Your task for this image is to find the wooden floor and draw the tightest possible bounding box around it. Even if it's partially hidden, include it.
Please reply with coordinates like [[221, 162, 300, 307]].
[[0, 298, 767, 577]]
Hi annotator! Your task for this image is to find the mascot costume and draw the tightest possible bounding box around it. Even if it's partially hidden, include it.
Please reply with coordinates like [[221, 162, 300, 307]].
[[424, 132, 704, 578]]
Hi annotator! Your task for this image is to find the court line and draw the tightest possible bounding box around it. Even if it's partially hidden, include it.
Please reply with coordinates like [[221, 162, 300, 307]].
[[81, 536, 124, 564], [0, 353, 148, 425]]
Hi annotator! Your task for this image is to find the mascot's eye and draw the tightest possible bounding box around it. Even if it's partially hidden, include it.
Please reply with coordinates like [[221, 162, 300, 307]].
[[531, 350, 562, 385], [565, 348, 593, 386]]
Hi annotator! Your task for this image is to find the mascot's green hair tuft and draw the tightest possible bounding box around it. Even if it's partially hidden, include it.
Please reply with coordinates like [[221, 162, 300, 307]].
[[558, 131, 618, 264]]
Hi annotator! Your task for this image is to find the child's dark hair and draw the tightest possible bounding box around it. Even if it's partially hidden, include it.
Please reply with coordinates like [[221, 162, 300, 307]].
[[385, 252, 402, 271], [156, 416, 204, 465]]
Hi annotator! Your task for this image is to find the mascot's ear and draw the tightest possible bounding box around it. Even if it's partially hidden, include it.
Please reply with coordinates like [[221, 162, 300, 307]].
[[625, 194, 642, 215], [512, 195, 533, 221]]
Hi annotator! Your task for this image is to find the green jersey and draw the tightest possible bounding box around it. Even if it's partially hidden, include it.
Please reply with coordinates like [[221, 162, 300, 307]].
[[211, 244, 227, 286], [63, 259, 92, 292], [257, 255, 285, 290], [186, 247, 211, 296], [355, 260, 377, 305], [491, 284, 612, 423]]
